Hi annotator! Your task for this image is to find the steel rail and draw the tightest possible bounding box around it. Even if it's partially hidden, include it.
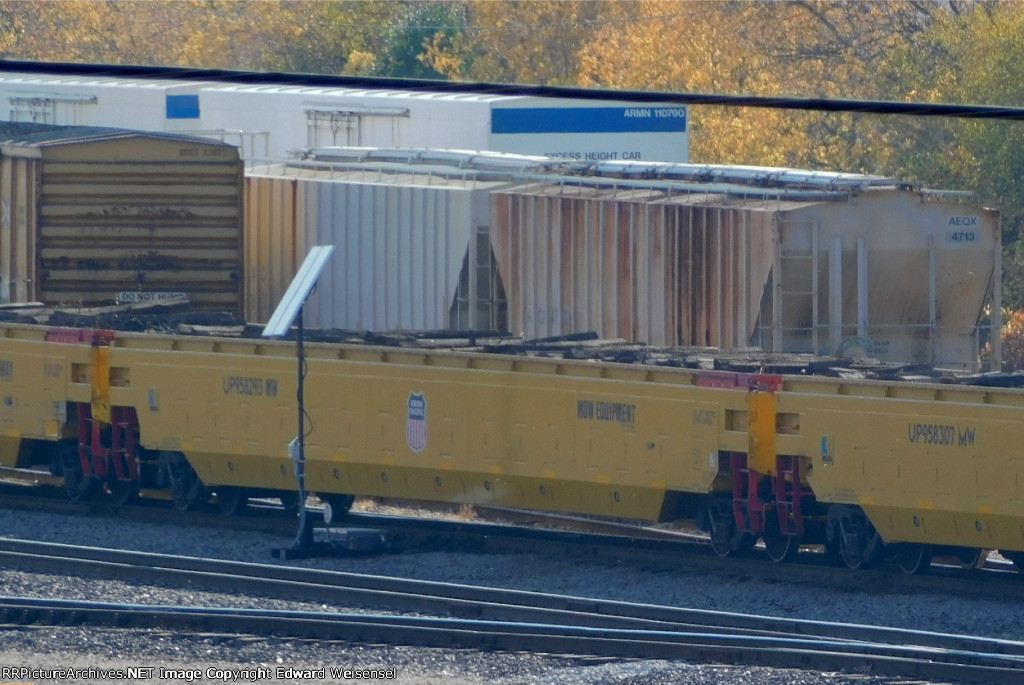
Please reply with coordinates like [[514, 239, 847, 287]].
[[2, 484, 1024, 603], [0, 596, 1022, 684], [1, 538, 1023, 660]]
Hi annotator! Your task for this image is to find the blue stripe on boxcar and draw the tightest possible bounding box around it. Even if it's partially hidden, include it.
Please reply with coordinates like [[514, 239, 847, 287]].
[[491, 107, 686, 134], [166, 94, 200, 119]]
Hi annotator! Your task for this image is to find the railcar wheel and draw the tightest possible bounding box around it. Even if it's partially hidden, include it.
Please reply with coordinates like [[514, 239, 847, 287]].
[[709, 527, 733, 557], [108, 453, 139, 505], [895, 543, 933, 575], [173, 470, 207, 511], [322, 494, 355, 525], [705, 500, 754, 557], [215, 486, 248, 516], [62, 446, 97, 502], [840, 540, 868, 570], [764, 519, 800, 563], [160, 451, 208, 512], [824, 519, 842, 557], [840, 531, 884, 570], [108, 476, 139, 505], [955, 547, 985, 569], [710, 525, 755, 557], [831, 505, 881, 570], [707, 504, 736, 557]]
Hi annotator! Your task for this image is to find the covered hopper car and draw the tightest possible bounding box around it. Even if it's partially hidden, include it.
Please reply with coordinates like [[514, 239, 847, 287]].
[[0, 124, 998, 371], [0, 318, 1022, 574], [245, 150, 1002, 371]]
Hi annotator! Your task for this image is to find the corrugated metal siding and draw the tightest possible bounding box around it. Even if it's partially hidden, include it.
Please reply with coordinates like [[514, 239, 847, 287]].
[[243, 150, 994, 368], [0, 156, 38, 303], [301, 180, 472, 331], [491, 186, 774, 347], [494, 181, 998, 368], [244, 175, 299, 323], [245, 166, 503, 331], [32, 135, 242, 312]]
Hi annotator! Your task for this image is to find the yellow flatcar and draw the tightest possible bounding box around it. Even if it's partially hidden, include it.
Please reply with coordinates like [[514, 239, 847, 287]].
[[1, 321, 1021, 573]]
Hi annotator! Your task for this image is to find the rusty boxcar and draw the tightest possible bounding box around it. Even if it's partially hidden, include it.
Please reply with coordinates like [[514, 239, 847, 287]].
[[0, 122, 243, 313]]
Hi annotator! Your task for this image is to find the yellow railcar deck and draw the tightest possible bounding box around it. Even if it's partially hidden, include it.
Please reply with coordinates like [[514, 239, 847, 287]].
[[2, 321, 1024, 564]]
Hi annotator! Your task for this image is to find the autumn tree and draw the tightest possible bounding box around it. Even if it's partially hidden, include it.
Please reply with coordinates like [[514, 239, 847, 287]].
[[874, 2, 1024, 309], [575, 0, 944, 167], [421, 0, 632, 84], [0, 0, 301, 69], [0, 1, 416, 75], [3, 0, 1024, 307], [376, 2, 463, 79]]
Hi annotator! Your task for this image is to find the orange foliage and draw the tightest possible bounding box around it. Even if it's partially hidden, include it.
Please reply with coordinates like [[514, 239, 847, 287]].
[[1000, 309, 1024, 371]]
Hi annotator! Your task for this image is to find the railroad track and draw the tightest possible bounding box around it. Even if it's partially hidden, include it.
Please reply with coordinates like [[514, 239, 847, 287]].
[[2, 479, 1023, 603], [0, 539, 1023, 684]]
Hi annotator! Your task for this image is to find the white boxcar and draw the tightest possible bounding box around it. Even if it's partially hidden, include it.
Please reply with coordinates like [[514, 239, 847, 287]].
[[0, 72, 206, 129], [200, 85, 688, 162], [0, 72, 690, 163]]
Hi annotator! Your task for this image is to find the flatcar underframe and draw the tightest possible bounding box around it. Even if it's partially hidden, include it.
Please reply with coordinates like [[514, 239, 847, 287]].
[[1, 321, 1021, 573]]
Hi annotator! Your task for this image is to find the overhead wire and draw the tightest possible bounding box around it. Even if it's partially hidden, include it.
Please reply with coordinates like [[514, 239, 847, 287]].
[[2, 59, 1022, 121]]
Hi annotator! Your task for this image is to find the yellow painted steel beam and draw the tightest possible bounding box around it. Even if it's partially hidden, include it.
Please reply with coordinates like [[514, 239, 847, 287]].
[[90, 344, 111, 424], [747, 389, 777, 475]]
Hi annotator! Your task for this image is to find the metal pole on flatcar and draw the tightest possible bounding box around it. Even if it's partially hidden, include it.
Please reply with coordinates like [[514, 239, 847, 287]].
[[261, 245, 334, 556], [294, 305, 310, 549]]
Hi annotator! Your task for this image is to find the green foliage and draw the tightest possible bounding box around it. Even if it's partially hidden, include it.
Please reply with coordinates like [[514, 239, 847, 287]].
[[378, 2, 464, 80]]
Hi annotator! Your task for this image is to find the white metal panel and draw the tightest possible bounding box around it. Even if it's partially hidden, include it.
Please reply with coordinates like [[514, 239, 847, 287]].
[[779, 190, 998, 368], [246, 161, 512, 332], [299, 178, 474, 331], [262, 245, 334, 337], [0, 75, 687, 164], [0, 73, 204, 129], [199, 86, 497, 162]]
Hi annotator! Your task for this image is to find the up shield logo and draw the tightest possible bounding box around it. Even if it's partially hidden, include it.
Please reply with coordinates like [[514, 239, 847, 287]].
[[407, 391, 427, 452]]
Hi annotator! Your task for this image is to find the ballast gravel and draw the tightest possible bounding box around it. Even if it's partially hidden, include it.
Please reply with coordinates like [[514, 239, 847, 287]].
[[0, 502, 1006, 685]]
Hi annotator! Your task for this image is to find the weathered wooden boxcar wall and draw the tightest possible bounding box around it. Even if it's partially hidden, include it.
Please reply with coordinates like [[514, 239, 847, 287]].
[[0, 130, 243, 312]]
